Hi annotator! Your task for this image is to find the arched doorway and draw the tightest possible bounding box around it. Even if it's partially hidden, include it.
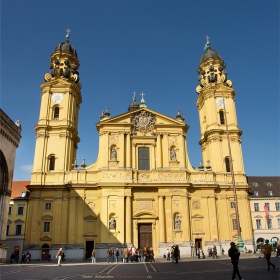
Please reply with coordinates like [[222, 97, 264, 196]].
[[41, 244, 50, 261]]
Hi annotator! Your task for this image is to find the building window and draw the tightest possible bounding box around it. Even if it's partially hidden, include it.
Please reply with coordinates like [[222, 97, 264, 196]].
[[15, 225, 22, 235], [254, 203, 259, 211], [45, 203, 52, 210], [254, 191, 258, 196], [219, 110, 225, 124], [275, 202, 280, 211], [264, 203, 270, 211], [54, 107, 60, 120], [268, 191, 273, 196], [278, 219, 280, 228], [230, 202, 235, 208], [6, 224, 9, 236], [17, 206, 24, 215], [267, 219, 273, 229], [49, 156, 55, 171], [8, 206, 12, 215], [256, 219, 262, 229], [225, 157, 230, 172], [138, 147, 150, 170], [44, 222, 50, 232], [232, 219, 237, 230]]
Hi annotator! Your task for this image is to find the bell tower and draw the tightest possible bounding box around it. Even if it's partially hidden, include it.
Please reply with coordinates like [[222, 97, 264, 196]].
[[31, 31, 82, 184], [196, 38, 245, 180]]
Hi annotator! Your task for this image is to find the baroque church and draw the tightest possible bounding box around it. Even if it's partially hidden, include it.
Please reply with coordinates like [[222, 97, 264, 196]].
[[25, 34, 253, 260]]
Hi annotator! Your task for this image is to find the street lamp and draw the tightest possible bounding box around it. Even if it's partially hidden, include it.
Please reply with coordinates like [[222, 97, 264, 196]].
[[216, 97, 244, 252]]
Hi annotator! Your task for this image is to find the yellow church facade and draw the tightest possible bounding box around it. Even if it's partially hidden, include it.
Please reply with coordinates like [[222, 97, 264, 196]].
[[25, 35, 253, 260]]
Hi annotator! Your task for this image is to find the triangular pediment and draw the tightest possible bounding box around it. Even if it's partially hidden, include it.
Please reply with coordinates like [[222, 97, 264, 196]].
[[84, 215, 97, 220], [97, 108, 188, 128], [133, 210, 158, 219], [254, 215, 263, 218], [40, 235, 52, 241]]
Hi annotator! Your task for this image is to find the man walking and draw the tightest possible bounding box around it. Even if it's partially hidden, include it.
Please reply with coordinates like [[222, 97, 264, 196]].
[[261, 239, 275, 271], [56, 248, 63, 266], [228, 242, 244, 280]]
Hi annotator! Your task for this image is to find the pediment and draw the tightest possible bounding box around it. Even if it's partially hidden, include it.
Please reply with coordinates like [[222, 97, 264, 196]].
[[254, 215, 263, 218], [97, 108, 188, 128], [133, 210, 158, 219], [191, 214, 204, 219], [40, 235, 52, 241], [84, 215, 97, 220], [14, 219, 24, 223], [41, 215, 53, 220]]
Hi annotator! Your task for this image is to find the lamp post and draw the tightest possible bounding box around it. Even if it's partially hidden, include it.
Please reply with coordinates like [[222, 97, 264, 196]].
[[216, 97, 244, 252]]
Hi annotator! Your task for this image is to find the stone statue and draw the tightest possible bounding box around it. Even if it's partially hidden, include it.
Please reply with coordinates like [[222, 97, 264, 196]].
[[170, 149, 176, 161], [174, 214, 181, 229], [110, 148, 117, 160], [109, 216, 116, 230]]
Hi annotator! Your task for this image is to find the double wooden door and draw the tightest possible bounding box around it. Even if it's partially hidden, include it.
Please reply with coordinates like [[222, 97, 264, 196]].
[[138, 223, 152, 249]]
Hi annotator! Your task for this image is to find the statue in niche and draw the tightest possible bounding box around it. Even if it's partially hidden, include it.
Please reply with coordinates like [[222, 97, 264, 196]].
[[170, 149, 177, 161], [174, 214, 181, 229], [110, 148, 117, 160], [109, 216, 116, 230]]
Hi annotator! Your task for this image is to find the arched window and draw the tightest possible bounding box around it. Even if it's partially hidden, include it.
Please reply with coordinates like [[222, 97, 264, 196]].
[[225, 157, 230, 172], [49, 156, 55, 171], [219, 110, 225, 124], [54, 107, 59, 120]]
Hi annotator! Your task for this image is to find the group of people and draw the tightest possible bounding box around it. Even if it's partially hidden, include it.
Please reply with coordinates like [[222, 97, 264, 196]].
[[166, 245, 180, 263], [207, 245, 219, 258], [105, 246, 155, 263], [10, 251, 31, 264]]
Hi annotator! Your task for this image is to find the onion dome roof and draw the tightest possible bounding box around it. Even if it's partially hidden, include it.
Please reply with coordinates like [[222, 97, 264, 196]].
[[128, 92, 140, 111], [200, 39, 221, 63], [54, 31, 78, 57]]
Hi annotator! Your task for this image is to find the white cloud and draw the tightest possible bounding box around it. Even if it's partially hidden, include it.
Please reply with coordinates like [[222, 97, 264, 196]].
[[20, 164, 33, 172]]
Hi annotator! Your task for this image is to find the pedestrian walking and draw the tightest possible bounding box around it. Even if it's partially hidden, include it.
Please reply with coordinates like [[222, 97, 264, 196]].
[[276, 242, 280, 257], [261, 239, 275, 271], [56, 248, 63, 266], [48, 253, 51, 262], [228, 242, 244, 280], [91, 249, 96, 263]]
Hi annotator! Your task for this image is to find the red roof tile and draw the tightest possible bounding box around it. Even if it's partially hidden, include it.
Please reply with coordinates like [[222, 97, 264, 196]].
[[11, 181, 30, 198]]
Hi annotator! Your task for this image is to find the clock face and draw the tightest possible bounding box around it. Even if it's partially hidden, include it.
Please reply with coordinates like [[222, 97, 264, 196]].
[[52, 93, 63, 104], [216, 97, 226, 108]]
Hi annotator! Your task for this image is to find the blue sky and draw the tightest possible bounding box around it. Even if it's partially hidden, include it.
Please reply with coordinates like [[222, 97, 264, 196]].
[[1, 0, 279, 180]]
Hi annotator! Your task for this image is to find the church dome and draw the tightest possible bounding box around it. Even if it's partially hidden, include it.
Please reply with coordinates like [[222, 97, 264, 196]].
[[200, 47, 221, 64], [128, 93, 140, 111], [54, 33, 78, 57]]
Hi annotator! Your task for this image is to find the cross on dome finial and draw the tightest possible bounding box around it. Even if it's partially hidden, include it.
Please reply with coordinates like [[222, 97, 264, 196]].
[[66, 29, 71, 41], [140, 92, 145, 101]]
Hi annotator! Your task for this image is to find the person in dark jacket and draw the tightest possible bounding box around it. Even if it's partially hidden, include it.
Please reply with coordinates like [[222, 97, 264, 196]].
[[228, 242, 244, 280], [173, 245, 179, 264]]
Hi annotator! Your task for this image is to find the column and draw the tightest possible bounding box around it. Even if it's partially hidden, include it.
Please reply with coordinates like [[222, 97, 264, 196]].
[[68, 193, 77, 244], [151, 144, 155, 170], [103, 132, 109, 168], [126, 133, 131, 168], [165, 196, 173, 242], [100, 194, 108, 242], [119, 132, 125, 168], [156, 134, 162, 169], [163, 133, 169, 168], [182, 195, 190, 240], [132, 144, 136, 169], [159, 196, 165, 242], [126, 196, 132, 243]]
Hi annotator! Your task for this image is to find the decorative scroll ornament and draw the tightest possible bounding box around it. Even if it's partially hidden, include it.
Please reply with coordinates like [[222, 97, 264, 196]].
[[132, 110, 155, 132]]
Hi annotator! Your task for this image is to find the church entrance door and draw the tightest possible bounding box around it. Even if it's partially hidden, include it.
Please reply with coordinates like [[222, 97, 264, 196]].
[[138, 223, 152, 249]]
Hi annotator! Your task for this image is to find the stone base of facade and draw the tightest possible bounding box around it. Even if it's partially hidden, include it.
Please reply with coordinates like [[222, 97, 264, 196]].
[[0, 242, 8, 263]]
